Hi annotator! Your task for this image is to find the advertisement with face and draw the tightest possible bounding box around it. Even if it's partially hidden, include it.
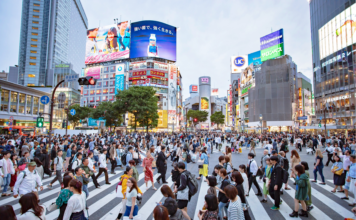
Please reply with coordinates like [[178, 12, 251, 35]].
[[130, 21, 177, 61], [231, 55, 248, 73], [84, 66, 101, 79], [85, 21, 130, 64], [240, 63, 254, 88], [168, 65, 177, 124], [319, 4, 356, 60]]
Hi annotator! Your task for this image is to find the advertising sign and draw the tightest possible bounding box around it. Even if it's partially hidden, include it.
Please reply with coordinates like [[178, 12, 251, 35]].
[[189, 85, 198, 93], [200, 97, 209, 110], [231, 55, 248, 73], [248, 51, 262, 71], [168, 65, 177, 124], [260, 29, 284, 50], [115, 74, 125, 95], [84, 66, 101, 79], [261, 43, 284, 62], [117, 64, 125, 74], [241, 63, 254, 88], [200, 77, 210, 84], [157, 110, 168, 128], [130, 20, 177, 61], [85, 21, 130, 64], [212, 88, 219, 96]]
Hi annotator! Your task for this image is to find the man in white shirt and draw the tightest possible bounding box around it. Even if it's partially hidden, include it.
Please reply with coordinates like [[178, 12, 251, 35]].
[[72, 153, 83, 171], [295, 136, 302, 152], [265, 140, 274, 155], [13, 162, 43, 198], [95, 149, 110, 184], [247, 153, 262, 196]]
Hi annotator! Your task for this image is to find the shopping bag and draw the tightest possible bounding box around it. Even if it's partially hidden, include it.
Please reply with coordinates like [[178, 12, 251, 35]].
[[238, 147, 242, 153], [47, 202, 58, 212]]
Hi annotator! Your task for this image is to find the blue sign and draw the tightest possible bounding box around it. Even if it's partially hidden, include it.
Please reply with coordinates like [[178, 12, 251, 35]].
[[320, 116, 322, 120], [115, 74, 125, 95], [234, 56, 246, 67], [70, 109, 76, 116], [130, 20, 177, 61], [260, 29, 284, 50], [9, 122, 13, 126], [40, 96, 50, 105], [65, 74, 79, 82], [9, 127, 13, 131], [298, 116, 308, 120], [88, 118, 106, 127]]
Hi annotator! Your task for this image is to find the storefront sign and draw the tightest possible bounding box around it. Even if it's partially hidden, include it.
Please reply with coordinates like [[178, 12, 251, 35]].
[[326, 94, 351, 102]]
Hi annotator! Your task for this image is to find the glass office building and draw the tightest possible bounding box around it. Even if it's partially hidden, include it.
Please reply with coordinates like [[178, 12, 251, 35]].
[[310, 0, 356, 128], [18, 0, 88, 87]]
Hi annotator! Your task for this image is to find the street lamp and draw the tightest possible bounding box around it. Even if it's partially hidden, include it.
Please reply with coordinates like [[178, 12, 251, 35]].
[[259, 114, 263, 134]]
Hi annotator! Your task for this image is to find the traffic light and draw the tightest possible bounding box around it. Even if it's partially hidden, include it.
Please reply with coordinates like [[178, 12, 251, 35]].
[[36, 117, 44, 128], [193, 118, 198, 122], [78, 76, 97, 86]]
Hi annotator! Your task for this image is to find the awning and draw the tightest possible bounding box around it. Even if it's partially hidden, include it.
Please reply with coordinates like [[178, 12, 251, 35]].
[[267, 121, 294, 126], [247, 121, 260, 127]]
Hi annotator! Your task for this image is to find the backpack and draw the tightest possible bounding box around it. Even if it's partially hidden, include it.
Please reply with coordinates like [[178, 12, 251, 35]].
[[121, 153, 127, 166], [68, 159, 78, 172], [20, 170, 37, 185], [183, 171, 198, 196], [186, 154, 192, 163], [285, 145, 289, 153]]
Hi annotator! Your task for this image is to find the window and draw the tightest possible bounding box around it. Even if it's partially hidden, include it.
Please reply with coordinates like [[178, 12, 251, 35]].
[[32, 21, 39, 24], [103, 96, 108, 101], [111, 73, 115, 79], [30, 50, 37, 53], [26, 95, 33, 114], [103, 67, 109, 73], [33, 15, 39, 18], [29, 62, 36, 66], [33, 9, 40, 12], [90, 97, 94, 102], [28, 74, 36, 77], [96, 96, 101, 102], [110, 95, 115, 101], [19, 93, 26, 114], [32, 32, 38, 36], [1, 89, 9, 112], [103, 74, 109, 79], [31, 44, 37, 47], [32, 27, 38, 30], [34, 3, 40, 6], [30, 57, 36, 60], [33, 97, 39, 114], [109, 88, 115, 93], [103, 81, 108, 87], [110, 81, 115, 86], [10, 92, 18, 113], [31, 38, 38, 42], [103, 89, 108, 94], [90, 90, 94, 95], [84, 90, 88, 95], [96, 89, 101, 94], [110, 66, 116, 72]]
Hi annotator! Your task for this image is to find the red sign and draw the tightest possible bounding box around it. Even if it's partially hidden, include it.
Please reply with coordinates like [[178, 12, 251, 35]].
[[150, 70, 165, 77], [9, 116, 14, 121], [170, 65, 177, 79], [192, 85, 198, 92], [132, 70, 147, 77]]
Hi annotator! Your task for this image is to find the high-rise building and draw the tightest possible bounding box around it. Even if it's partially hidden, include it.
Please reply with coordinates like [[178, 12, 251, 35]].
[[309, 0, 356, 129], [18, 0, 88, 87]]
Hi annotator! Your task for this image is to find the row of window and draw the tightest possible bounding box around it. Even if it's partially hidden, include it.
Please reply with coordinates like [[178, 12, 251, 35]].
[[82, 96, 115, 103], [83, 89, 115, 95], [0, 89, 44, 114]]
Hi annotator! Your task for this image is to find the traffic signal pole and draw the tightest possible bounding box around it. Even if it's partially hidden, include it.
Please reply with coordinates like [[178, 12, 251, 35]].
[[48, 80, 65, 149]]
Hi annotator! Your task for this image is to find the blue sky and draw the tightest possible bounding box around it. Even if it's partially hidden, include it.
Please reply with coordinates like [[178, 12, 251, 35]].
[[0, 0, 312, 99]]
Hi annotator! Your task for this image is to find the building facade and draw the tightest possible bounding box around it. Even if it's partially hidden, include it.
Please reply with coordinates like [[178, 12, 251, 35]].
[[18, 0, 87, 87], [310, 0, 356, 130]]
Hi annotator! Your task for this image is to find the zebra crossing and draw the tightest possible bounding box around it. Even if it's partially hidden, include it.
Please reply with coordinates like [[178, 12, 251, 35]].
[[1, 149, 356, 220]]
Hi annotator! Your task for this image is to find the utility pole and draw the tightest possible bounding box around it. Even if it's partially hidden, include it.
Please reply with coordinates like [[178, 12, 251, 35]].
[[65, 102, 80, 136], [48, 80, 65, 148]]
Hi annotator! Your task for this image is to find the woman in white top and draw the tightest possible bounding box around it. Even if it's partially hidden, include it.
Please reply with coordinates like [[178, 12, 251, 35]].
[[63, 179, 87, 220], [224, 185, 245, 219], [239, 165, 249, 196], [124, 177, 139, 219], [18, 192, 46, 220]]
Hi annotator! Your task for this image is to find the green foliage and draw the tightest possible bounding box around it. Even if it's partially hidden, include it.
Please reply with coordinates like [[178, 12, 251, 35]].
[[187, 110, 208, 126], [210, 111, 225, 128], [68, 104, 92, 128], [90, 101, 124, 129], [116, 86, 159, 131]]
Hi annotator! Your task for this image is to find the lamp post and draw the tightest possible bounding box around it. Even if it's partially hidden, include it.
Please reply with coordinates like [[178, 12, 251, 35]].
[[259, 114, 263, 134]]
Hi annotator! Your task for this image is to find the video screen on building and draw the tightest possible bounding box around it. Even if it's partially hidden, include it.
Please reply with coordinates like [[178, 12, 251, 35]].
[[319, 4, 356, 60], [260, 29, 284, 62], [201, 97, 209, 110], [85, 21, 130, 64], [130, 21, 177, 61]]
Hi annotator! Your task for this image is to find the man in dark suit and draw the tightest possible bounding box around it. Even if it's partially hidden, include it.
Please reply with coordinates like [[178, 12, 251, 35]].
[[269, 155, 284, 211], [156, 146, 170, 184]]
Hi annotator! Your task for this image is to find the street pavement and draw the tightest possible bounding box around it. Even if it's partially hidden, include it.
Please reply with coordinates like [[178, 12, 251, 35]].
[[1, 142, 355, 220]]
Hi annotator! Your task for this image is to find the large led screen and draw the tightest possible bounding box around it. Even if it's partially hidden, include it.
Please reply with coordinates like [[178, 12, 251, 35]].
[[319, 4, 356, 60], [130, 21, 177, 61], [260, 29, 284, 62], [85, 21, 130, 64]]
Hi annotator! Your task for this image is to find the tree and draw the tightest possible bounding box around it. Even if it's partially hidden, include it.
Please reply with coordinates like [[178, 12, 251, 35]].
[[210, 111, 225, 128], [68, 104, 91, 128], [187, 110, 208, 127], [116, 86, 158, 131], [90, 101, 124, 131]]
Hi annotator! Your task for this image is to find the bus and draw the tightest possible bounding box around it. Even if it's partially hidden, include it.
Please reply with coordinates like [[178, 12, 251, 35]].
[[0, 126, 36, 137]]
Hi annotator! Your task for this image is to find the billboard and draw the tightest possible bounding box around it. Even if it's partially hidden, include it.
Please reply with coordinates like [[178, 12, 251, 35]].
[[319, 4, 356, 60], [241, 64, 254, 88], [260, 29, 284, 62], [115, 74, 125, 95], [130, 20, 177, 61], [168, 65, 177, 124], [212, 88, 219, 96], [84, 66, 101, 79], [157, 110, 168, 128], [248, 51, 262, 71], [85, 21, 130, 64], [189, 85, 198, 93], [200, 97, 209, 110], [231, 55, 248, 73]]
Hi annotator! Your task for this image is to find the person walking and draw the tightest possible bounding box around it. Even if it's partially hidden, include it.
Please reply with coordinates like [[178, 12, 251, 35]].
[[247, 153, 262, 196], [81, 157, 100, 188], [174, 162, 190, 216], [331, 155, 345, 193], [109, 143, 118, 174], [96, 149, 110, 185], [63, 179, 88, 220], [289, 165, 309, 217], [301, 161, 313, 211], [56, 175, 73, 220], [215, 168, 230, 219], [224, 185, 245, 219], [0, 151, 15, 197], [269, 156, 284, 211], [249, 139, 256, 155], [311, 149, 325, 185], [48, 149, 65, 189], [18, 192, 46, 220], [156, 146, 170, 184], [261, 158, 272, 203], [197, 147, 209, 180], [13, 161, 43, 198], [123, 177, 140, 219], [142, 147, 156, 190], [324, 142, 334, 166]]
